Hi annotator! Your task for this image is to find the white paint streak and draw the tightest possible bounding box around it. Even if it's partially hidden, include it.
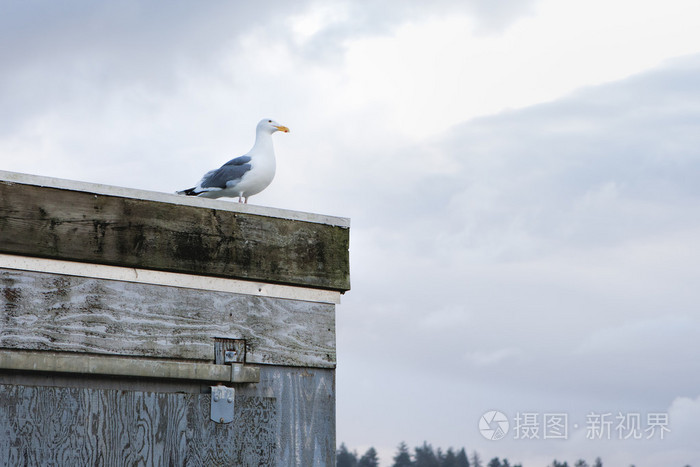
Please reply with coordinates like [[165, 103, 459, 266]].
[[0, 254, 340, 304]]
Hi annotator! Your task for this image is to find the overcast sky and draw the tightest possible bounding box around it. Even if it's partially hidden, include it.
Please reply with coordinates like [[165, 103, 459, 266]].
[[2, 1, 700, 465]]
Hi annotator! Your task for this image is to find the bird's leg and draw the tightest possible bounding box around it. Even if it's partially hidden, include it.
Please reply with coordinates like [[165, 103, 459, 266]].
[[238, 196, 243, 203], [244, 197, 249, 204]]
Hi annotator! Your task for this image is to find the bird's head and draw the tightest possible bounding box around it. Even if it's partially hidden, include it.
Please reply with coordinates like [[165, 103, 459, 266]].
[[258, 118, 290, 134]]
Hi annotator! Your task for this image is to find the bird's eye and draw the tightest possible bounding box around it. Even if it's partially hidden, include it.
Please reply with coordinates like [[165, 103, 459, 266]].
[[268, 120, 272, 123]]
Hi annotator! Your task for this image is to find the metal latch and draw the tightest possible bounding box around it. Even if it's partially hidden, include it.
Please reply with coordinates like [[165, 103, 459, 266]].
[[215, 338, 246, 364], [214, 337, 260, 383], [210, 385, 235, 424], [211, 338, 258, 423]]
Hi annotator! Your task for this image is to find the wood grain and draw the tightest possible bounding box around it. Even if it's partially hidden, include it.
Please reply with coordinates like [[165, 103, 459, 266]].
[[1, 268, 336, 368], [0, 181, 350, 292], [0, 384, 275, 466], [0, 365, 335, 466]]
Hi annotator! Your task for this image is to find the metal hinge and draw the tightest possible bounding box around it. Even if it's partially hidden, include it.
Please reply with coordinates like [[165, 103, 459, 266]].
[[210, 385, 235, 424]]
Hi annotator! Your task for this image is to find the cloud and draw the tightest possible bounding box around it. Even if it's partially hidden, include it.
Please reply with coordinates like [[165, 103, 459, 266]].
[[428, 54, 700, 250], [337, 53, 700, 464], [464, 347, 524, 367]]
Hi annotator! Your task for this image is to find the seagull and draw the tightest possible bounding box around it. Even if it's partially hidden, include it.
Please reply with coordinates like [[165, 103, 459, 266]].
[[178, 118, 289, 203]]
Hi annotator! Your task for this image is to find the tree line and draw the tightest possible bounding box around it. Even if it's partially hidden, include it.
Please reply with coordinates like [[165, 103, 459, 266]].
[[337, 442, 614, 467], [337, 441, 519, 467]]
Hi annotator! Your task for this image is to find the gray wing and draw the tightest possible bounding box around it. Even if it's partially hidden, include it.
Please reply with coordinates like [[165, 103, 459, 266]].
[[200, 156, 252, 189]]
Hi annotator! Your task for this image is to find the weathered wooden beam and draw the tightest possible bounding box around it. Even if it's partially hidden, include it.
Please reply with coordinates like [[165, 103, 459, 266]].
[[0, 349, 260, 383], [1, 268, 336, 368], [0, 171, 350, 292]]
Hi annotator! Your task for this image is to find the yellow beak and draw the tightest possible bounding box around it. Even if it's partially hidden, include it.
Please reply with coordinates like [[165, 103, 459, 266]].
[[275, 125, 290, 133]]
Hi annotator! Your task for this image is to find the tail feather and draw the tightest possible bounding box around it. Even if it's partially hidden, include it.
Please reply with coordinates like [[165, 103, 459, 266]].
[[176, 187, 198, 196]]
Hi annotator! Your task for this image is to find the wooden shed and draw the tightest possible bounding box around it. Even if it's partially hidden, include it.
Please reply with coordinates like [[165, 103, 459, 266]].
[[0, 170, 350, 466]]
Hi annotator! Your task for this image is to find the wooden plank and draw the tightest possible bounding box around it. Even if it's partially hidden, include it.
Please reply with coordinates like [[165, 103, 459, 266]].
[[0, 179, 350, 292], [0, 384, 277, 466], [0, 268, 336, 368], [0, 365, 336, 466], [259, 366, 336, 467]]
